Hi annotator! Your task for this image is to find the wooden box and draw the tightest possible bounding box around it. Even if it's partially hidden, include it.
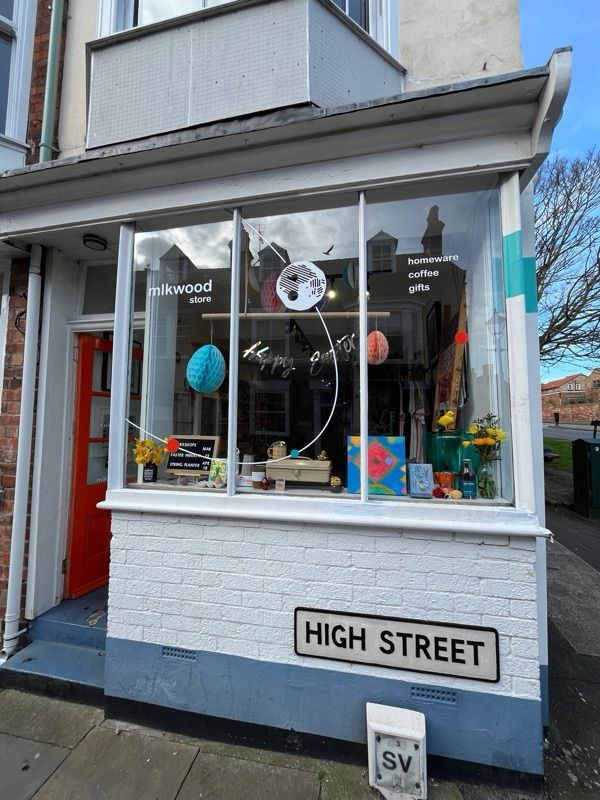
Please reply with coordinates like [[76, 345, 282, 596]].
[[266, 457, 331, 484]]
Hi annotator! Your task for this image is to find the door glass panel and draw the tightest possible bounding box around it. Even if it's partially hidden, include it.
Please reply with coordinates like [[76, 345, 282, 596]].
[[91, 346, 110, 392], [87, 442, 109, 484], [89, 396, 111, 439]]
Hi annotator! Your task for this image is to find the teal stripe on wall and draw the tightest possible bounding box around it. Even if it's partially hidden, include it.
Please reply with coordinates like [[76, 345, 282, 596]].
[[523, 256, 538, 313], [503, 230, 524, 300]]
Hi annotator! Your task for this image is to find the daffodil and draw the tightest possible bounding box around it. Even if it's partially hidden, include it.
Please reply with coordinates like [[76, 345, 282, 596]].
[[132, 437, 165, 465]]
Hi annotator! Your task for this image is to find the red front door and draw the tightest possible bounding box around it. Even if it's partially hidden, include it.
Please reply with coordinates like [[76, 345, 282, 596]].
[[65, 334, 143, 597], [65, 334, 113, 598]]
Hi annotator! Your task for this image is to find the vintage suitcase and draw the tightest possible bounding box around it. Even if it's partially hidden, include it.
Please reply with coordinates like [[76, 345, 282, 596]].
[[266, 457, 331, 484]]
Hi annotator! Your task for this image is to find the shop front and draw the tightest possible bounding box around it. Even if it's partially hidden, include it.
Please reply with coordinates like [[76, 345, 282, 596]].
[[0, 47, 571, 776]]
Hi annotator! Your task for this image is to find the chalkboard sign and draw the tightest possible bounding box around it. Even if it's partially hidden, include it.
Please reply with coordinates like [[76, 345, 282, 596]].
[[165, 435, 220, 476]]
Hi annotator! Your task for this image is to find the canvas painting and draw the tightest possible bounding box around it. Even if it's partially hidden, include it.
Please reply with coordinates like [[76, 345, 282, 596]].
[[408, 463, 434, 498], [347, 436, 407, 495]]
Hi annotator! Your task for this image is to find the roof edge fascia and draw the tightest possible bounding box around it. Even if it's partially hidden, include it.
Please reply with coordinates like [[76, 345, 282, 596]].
[[1, 60, 559, 187]]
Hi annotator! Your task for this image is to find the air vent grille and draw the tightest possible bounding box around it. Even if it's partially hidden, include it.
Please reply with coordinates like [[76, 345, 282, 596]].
[[410, 686, 457, 705], [161, 645, 197, 662]]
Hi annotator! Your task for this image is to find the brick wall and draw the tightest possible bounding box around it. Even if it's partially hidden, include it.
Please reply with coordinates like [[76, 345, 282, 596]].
[[0, 262, 32, 629], [108, 512, 540, 700], [26, 0, 68, 165], [542, 395, 600, 423]]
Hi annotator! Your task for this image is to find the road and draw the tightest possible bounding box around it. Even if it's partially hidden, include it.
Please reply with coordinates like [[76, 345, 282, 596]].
[[543, 423, 598, 442]]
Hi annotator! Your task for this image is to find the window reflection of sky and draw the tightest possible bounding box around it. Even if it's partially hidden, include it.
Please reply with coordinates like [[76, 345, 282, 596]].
[[137, 0, 229, 25], [134, 192, 491, 275], [135, 224, 232, 271]]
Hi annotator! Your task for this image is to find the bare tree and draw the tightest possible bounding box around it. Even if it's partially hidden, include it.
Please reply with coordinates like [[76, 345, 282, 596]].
[[536, 149, 600, 366]]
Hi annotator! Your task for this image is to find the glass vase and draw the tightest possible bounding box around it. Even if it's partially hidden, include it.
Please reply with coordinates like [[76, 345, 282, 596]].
[[477, 460, 496, 499], [142, 463, 158, 483]]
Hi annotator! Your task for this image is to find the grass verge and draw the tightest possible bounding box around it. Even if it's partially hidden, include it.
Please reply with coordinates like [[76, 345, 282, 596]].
[[544, 437, 573, 472]]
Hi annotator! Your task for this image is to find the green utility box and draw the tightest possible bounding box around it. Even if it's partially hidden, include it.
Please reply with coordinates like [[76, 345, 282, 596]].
[[572, 438, 600, 520]]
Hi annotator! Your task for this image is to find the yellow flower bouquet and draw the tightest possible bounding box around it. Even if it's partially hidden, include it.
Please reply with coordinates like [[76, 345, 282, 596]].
[[462, 413, 505, 498], [132, 438, 164, 466]]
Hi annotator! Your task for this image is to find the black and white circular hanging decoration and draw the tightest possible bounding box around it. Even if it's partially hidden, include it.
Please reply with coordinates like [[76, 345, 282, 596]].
[[276, 261, 327, 311]]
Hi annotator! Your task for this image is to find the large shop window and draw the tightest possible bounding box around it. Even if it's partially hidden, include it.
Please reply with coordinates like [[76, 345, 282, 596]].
[[128, 186, 512, 503]]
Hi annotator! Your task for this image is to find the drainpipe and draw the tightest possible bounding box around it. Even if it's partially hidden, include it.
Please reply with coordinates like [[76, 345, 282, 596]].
[[0, 0, 64, 662], [0, 246, 44, 661], [39, 0, 65, 162]]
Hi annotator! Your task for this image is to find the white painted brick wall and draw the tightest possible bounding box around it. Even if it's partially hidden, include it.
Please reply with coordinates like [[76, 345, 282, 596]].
[[108, 512, 540, 700]]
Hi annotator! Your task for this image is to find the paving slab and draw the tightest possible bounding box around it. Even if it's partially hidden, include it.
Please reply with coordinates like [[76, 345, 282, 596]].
[[428, 783, 464, 800], [547, 541, 600, 657], [0, 732, 69, 800], [31, 726, 198, 800], [0, 688, 103, 748], [176, 752, 320, 800], [318, 760, 380, 799]]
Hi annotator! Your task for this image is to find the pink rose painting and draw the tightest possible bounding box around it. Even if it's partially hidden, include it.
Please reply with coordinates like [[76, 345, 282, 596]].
[[347, 436, 407, 494]]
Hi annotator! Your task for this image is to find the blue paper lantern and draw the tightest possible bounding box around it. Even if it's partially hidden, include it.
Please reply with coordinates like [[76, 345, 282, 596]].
[[186, 345, 226, 394]]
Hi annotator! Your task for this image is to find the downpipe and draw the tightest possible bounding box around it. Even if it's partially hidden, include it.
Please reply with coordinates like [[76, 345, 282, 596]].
[[0, 245, 44, 662]]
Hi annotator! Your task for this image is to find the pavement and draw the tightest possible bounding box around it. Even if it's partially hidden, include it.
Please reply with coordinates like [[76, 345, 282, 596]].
[[0, 466, 598, 799]]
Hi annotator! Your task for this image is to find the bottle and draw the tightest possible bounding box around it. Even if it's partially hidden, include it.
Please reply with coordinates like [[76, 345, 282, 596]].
[[460, 459, 477, 499]]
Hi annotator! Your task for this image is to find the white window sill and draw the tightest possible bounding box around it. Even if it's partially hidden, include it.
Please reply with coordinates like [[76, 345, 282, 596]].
[[100, 487, 549, 538]]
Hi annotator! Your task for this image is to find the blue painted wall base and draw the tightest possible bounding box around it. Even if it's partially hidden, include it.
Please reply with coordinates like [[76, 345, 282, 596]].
[[540, 664, 549, 729], [105, 637, 544, 774]]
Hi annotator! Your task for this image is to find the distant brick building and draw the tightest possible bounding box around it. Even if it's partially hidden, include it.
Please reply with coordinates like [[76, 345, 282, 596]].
[[541, 371, 600, 422]]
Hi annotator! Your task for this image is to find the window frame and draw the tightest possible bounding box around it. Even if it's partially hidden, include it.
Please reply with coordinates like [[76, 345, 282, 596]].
[[97, 0, 397, 54], [104, 178, 547, 534], [0, 0, 35, 161], [113, 184, 518, 509]]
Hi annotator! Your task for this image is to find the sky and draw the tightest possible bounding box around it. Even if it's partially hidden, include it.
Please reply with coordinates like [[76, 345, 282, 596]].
[[520, 0, 599, 159], [520, 0, 600, 382]]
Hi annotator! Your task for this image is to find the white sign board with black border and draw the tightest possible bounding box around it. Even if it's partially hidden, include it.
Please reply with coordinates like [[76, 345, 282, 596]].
[[295, 608, 499, 683], [165, 435, 220, 477]]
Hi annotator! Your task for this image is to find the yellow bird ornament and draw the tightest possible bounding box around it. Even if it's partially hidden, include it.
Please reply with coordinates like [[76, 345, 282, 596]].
[[437, 410, 455, 430]]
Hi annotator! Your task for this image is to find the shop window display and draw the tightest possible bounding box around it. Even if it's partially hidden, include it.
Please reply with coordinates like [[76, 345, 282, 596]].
[[127, 185, 512, 503], [130, 217, 233, 488], [365, 188, 512, 502], [236, 203, 361, 494]]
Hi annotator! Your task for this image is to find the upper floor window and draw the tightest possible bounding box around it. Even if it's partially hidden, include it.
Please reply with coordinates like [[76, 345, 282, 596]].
[[575, 383, 581, 390], [332, 0, 367, 30], [0, 0, 36, 167], [567, 384, 573, 390], [135, 0, 230, 27], [0, 25, 11, 134], [106, 0, 396, 54]]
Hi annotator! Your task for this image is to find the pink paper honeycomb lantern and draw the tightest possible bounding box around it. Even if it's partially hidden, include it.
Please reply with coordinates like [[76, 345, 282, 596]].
[[367, 330, 389, 365], [260, 272, 284, 313]]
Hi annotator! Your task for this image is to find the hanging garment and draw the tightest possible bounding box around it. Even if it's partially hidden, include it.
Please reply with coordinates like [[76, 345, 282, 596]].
[[398, 377, 406, 436], [412, 380, 427, 463]]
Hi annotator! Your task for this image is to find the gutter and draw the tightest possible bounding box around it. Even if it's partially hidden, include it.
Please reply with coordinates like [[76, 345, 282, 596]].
[[39, 0, 65, 162]]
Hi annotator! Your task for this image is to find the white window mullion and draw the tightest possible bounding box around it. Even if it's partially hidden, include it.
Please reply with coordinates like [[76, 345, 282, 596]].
[[226, 209, 242, 495], [107, 222, 135, 492], [358, 191, 369, 503]]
